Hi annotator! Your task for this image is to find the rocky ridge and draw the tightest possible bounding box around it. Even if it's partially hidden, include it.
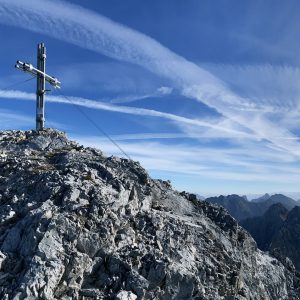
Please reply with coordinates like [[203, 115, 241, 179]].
[[0, 129, 299, 299]]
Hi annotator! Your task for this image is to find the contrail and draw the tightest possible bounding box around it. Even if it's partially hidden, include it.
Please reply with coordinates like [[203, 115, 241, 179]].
[[0, 0, 299, 154], [0, 89, 254, 138]]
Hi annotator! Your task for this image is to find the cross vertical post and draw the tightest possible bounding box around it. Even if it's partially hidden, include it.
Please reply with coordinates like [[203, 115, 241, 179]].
[[15, 43, 61, 131], [36, 43, 46, 131]]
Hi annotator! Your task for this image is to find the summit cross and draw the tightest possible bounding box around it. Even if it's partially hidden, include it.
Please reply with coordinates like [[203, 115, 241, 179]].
[[15, 43, 61, 131]]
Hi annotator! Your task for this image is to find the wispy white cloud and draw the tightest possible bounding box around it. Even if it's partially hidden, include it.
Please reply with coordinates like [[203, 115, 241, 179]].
[[56, 61, 172, 99], [0, 109, 33, 129], [3, 89, 298, 151], [85, 132, 191, 141], [157, 86, 173, 95], [0, 89, 255, 139], [0, 0, 299, 156], [74, 136, 300, 184], [109, 86, 173, 104], [202, 63, 300, 110]]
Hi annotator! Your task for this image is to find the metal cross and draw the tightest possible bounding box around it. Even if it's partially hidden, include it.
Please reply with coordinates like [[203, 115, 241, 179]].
[[15, 43, 61, 131]]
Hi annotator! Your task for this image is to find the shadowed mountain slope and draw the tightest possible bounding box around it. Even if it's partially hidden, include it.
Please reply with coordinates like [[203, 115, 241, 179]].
[[240, 204, 300, 272], [271, 206, 300, 271], [241, 203, 288, 251]]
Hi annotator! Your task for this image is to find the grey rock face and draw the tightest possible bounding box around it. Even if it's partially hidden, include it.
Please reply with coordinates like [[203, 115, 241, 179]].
[[0, 129, 299, 300]]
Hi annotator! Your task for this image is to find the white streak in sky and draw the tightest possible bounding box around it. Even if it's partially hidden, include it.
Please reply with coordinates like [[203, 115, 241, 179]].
[[110, 86, 173, 104], [0, 0, 299, 154], [202, 64, 300, 110], [0, 89, 254, 138], [0, 109, 33, 129], [75, 137, 300, 184]]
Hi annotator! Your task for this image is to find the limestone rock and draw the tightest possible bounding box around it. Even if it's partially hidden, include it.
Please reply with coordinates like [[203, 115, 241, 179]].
[[116, 290, 137, 300], [0, 129, 299, 299]]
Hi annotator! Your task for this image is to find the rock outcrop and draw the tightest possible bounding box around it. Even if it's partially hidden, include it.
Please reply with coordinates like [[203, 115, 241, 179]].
[[0, 129, 299, 300]]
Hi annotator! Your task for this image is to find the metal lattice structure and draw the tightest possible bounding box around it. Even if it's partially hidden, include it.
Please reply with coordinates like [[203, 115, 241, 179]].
[[15, 43, 61, 131]]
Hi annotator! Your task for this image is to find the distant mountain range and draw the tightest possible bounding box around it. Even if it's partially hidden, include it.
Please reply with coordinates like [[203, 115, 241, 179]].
[[205, 193, 299, 221], [242, 204, 300, 271], [205, 193, 300, 271]]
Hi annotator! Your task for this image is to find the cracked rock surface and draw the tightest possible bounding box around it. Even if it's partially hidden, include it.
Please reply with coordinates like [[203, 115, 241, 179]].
[[0, 129, 299, 300]]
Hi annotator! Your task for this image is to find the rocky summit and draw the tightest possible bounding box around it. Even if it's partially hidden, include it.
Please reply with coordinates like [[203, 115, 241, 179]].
[[0, 129, 300, 300]]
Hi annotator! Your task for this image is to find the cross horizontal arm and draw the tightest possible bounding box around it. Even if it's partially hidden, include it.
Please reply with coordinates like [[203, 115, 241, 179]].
[[15, 60, 61, 88]]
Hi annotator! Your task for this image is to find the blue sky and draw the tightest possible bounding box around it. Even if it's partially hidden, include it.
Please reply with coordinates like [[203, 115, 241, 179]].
[[0, 0, 300, 197]]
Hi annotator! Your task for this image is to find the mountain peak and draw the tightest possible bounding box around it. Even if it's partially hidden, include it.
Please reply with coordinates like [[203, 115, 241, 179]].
[[0, 128, 74, 152], [251, 193, 271, 203], [0, 130, 299, 299], [286, 205, 300, 222], [264, 203, 289, 219]]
